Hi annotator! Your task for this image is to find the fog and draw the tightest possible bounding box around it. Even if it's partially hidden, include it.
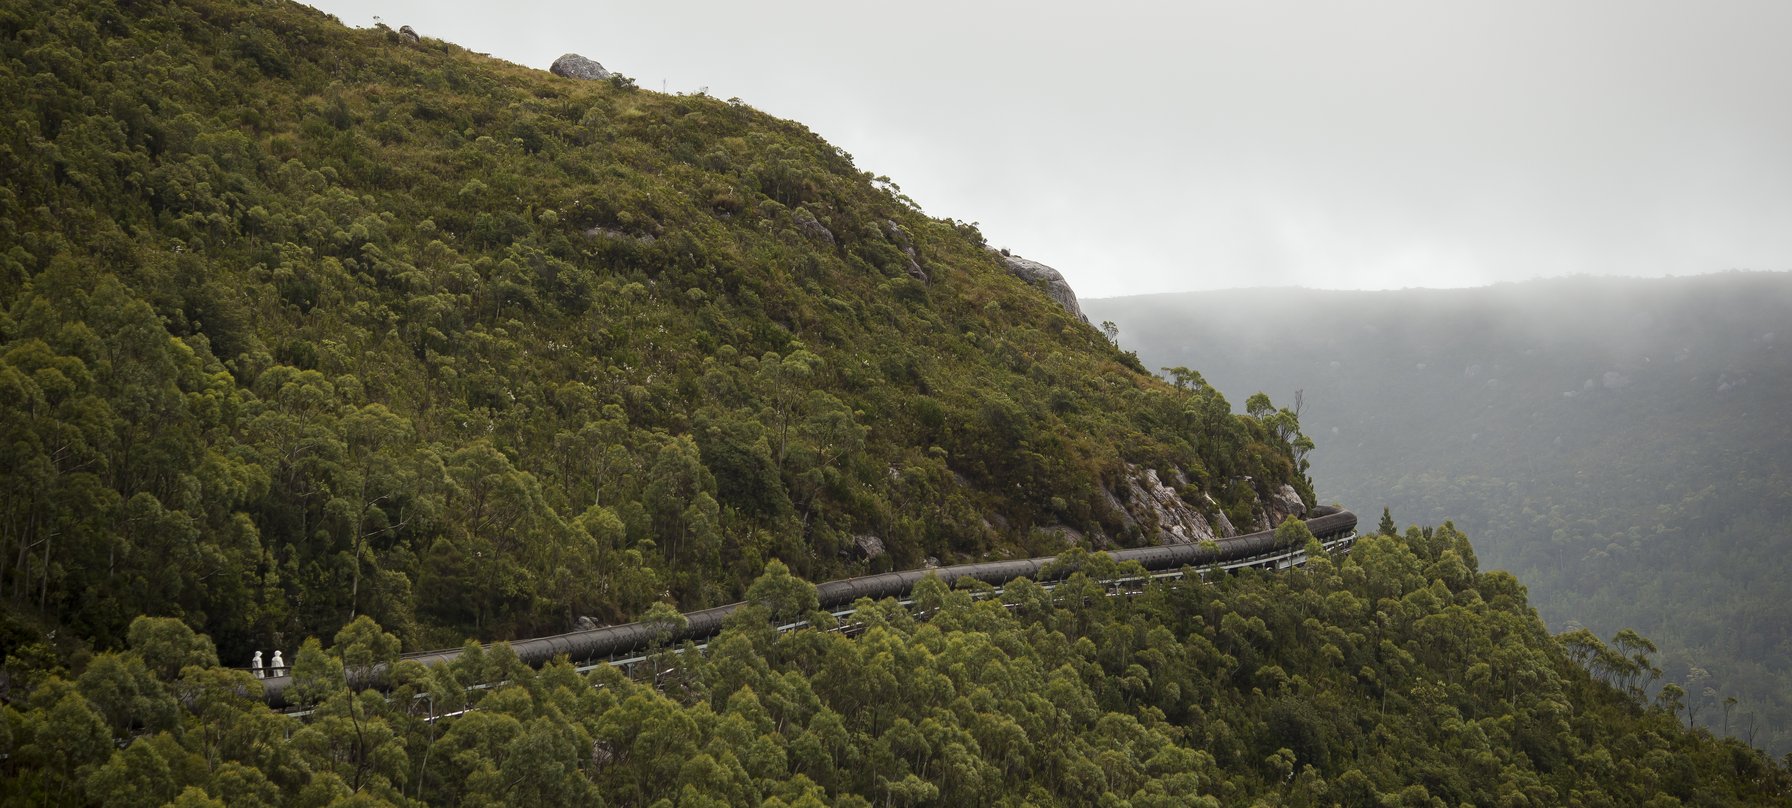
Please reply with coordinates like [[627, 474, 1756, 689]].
[[309, 1, 1792, 297], [1083, 271, 1792, 755]]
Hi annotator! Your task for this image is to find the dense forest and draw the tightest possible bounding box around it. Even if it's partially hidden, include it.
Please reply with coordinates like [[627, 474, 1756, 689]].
[[0, 0, 1313, 665], [1087, 274, 1792, 754], [4, 520, 1787, 805], [2, 0, 1786, 803]]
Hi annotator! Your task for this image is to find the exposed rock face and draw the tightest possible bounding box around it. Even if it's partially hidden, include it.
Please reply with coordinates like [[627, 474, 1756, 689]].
[[1104, 463, 1229, 545], [1206, 493, 1238, 537], [397, 25, 420, 44], [550, 53, 610, 81], [793, 207, 835, 245], [994, 251, 1086, 321], [853, 534, 885, 560], [1263, 483, 1307, 529], [883, 219, 928, 282]]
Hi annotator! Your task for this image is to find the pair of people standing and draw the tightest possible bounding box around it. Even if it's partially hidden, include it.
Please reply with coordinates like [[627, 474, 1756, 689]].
[[249, 650, 286, 678]]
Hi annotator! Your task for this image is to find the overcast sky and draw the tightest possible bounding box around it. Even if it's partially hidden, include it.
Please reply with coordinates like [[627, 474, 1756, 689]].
[[310, 1, 1792, 298]]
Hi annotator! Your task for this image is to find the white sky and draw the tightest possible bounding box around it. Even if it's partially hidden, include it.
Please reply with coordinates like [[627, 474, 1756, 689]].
[[308, 1, 1792, 298]]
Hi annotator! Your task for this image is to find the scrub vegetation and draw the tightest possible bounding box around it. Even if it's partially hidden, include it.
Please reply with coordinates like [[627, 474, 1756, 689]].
[[0, 1, 1786, 804], [4, 524, 1787, 805], [0, 0, 1307, 658]]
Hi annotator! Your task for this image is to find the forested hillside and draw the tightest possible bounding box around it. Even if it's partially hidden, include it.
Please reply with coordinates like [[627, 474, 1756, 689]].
[[0, 0, 1314, 664], [4, 1, 1787, 803], [4, 521, 1787, 805], [1087, 273, 1792, 754]]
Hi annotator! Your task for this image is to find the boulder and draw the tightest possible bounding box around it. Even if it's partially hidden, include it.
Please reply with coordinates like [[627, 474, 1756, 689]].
[[551, 53, 611, 81], [1266, 483, 1306, 526], [397, 25, 420, 44], [993, 250, 1086, 321], [853, 534, 886, 560]]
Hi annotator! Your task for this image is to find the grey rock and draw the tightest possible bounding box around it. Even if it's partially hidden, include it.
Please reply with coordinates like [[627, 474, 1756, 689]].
[[882, 220, 912, 249], [992, 250, 1086, 321], [853, 534, 886, 560], [584, 225, 655, 245], [793, 207, 835, 245], [397, 25, 420, 44], [551, 53, 611, 81], [883, 220, 928, 282], [576, 615, 600, 631], [1105, 463, 1226, 545], [1205, 493, 1238, 537], [1266, 483, 1307, 527]]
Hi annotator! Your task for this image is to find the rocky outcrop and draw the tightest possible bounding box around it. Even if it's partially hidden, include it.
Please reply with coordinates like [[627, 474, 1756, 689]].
[[1104, 463, 1228, 545], [1205, 492, 1239, 537], [993, 251, 1086, 321], [883, 220, 928, 282], [397, 25, 420, 44], [550, 53, 610, 81], [1262, 483, 1307, 529], [852, 534, 886, 561], [793, 207, 835, 245]]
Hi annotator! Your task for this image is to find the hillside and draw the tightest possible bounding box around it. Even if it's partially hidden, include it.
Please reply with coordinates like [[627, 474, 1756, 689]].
[[0, 0, 1319, 664], [1, 2, 1788, 804], [4, 523, 1788, 804], [1086, 272, 1792, 754]]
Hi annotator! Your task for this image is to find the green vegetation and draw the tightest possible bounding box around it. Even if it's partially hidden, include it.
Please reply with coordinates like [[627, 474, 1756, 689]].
[[1087, 275, 1792, 754], [4, 1, 1784, 803], [3, 522, 1784, 805], [0, 0, 1311, 663]]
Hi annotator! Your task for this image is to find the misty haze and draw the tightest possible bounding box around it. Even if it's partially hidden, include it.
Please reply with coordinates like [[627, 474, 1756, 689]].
[[1087, 273, 1792, 754], [2, 0, 1789, 804]]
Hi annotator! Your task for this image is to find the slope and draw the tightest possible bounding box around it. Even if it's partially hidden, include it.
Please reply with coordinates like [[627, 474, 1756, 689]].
[[1085, 272, 1792, 753], [0, 0, 1311, 664]]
